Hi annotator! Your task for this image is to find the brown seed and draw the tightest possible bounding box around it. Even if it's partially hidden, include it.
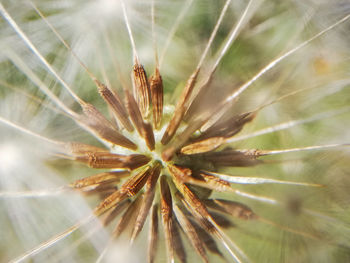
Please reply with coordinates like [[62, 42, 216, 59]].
[[197, 171, 233, 193], [63, 142, 108, 155], [160, 175, 175, 263], [180, 137, 226, 155], [81, 103, 117, 130], [95, 79, 134, 132], [167, 164, 192, 182], [174, 205, 209, 263], [195, 221, 223, 258], [148, 203, 159, 263], [80, 103, 137, 150], [167, 103, 255, 161], [162, 118, 207, 161], [174, 191, 214, 236], [176, 174, 233, 194], [202, 148, 262, 167], [121, 166, 152, 197], [94, 166, 151, 216], [175, 199, 223, 258], [69, 171, 129, 189], [75, 152, 150, 170], [94, 189, 123, 217], [204, 199, 258, 220], [132, 63, 150, 118], [143, 122, 156, 151], [112, 194, 143, 238], [87, 124, 137, 150], [208, 211, 234, 229], [200, 112, 255, 139], [125, 90, 144, 135], [79, 184, 118, 197], [75, 152, 128, 169], [169, 165, 213, 231], [126, 154, 152, 170], [179, 112, 255, 156], [182, 77, 213, 123], [131, 162, 161, 242], [161, 69, 200, 145], [174, 197, 223, 258], [102, 200, 131, 227], [175, 190, 238, 261], [173, 220, 187, 263], [126, 90, 155, 150], [150, 67, 163, 129]]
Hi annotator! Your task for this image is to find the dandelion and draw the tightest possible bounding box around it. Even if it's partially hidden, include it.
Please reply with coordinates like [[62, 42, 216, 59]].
[[0, 0, 350, 262]]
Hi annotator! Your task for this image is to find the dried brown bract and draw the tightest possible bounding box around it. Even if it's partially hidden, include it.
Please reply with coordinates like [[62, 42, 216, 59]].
[[132, 63, 151, 118], [150, 67, 163, 130]]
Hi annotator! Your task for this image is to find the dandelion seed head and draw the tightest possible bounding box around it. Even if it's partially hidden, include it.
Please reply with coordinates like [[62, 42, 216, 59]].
[[1, 0, 350, 262]]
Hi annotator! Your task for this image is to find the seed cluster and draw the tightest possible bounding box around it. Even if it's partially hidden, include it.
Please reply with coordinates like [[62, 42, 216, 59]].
[[57, 58, 277, 263]]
